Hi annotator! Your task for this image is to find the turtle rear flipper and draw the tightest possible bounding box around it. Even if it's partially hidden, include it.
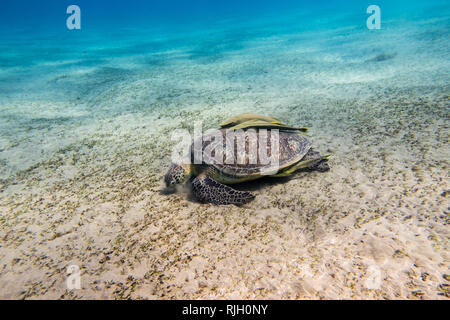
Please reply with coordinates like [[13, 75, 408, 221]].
[[191, 174, 255, 205], [303, 150, 330, 172]]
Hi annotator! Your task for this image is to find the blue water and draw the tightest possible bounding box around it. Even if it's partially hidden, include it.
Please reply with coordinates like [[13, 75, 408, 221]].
[[2, 1, 449, 65], [0, 1, 448, 96]]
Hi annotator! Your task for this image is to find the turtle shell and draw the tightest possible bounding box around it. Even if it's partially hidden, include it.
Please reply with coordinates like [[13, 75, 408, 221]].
[[190, 129, 312, 178]]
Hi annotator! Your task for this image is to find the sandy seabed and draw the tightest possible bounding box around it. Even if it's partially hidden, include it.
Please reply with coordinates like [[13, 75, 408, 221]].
[[0, 17, 449, 299]]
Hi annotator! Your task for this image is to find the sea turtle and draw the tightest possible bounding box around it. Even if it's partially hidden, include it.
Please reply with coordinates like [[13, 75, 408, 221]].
[[164, 114, 330, 205]]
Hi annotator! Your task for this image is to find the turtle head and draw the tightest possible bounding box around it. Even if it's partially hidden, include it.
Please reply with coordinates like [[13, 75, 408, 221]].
[[164, 163, 191, 187]]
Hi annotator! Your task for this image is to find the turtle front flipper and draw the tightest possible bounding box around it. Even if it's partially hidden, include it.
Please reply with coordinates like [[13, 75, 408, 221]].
[[191, 173, 255, 205]]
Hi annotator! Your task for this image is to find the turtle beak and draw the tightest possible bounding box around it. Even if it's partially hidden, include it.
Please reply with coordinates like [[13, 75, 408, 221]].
[[163, 170, 173, 188]]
